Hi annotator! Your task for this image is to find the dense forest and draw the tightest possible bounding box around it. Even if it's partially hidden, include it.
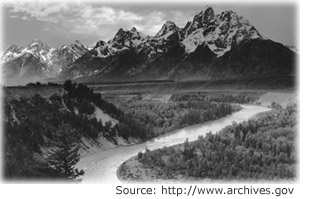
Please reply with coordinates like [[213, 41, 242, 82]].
[[3, 81, 148, 180], [104, 93, 245, 137], [170, 93, 257, 104], [133, 103, 297, 180], [3, 81, 263, 180], [4, 92, 102, 180]]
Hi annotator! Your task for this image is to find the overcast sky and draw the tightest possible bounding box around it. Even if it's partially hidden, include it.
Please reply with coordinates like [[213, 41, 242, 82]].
[[2, 0, 297, 49]]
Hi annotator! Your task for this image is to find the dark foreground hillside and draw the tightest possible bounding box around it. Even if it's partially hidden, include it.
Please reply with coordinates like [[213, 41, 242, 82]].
[[2, 82, 248, 181], [2, 82, 148, 180]]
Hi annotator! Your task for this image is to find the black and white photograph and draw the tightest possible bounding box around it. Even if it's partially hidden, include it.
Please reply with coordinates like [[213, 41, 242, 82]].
[[0, 0, 306, 197]]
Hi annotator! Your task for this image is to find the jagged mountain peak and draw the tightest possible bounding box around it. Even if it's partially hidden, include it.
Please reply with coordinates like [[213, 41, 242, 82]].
[[113, 28, 131, 41], [69, 40, 88, 51], [2, 39, 90, 82], [164, 20, 177, 26], [220, 9, 236, 15], [129, 27, 141, 35], [30, 38, 43, 43], [61, 40, 87, 50], [94, 40, 106, 48], [116, 28, 125, 35], [28, 38, 46, 48], [1, 44, 23, 62], [130, 27, 146, 38], [61, 40, 89, 59], [89, 27, 149, 59], [26, 38, 51, 55], [130, 27, 138, 32], [185, 6, 215, 36], [109, 26, 148, 49], [3, 5, 296, 84], [201, 6, 215, 24], [113, 27, 143, 38], [3, 44, 22, 54], [218, 10, 243, 27], [155, 20, 179, 38], [203, 5, 214, 12], [182, 6, 264, 55], [73, 40, 84, 46]]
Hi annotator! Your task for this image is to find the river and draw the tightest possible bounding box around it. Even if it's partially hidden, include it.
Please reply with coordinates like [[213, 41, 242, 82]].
[[76, 104, 270, 183]]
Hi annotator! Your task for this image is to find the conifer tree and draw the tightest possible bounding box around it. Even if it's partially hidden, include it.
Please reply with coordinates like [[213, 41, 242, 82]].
[[47, 124, 84, 181]]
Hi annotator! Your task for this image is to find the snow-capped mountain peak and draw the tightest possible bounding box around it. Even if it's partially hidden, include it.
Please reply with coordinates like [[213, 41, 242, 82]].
[[185, 6, 215, 36], [94, 40, 106, 48], [182, 7, 265, 56], [111, 28, 134, 48], [202, 6, 215, 24], [27, 39, 49, 53], [111, 27, 146, 44], [1, 44, 23, 62], [130, 27, 146, 40], [93, 40, 110, 58], [3, 5, 296, 84], [29, 38, 44, 46], [2, 39, 90, 80], [91, 27, 149, 58], [155, 21, 179, 38], [73, 40, 83, 46], [61, 40, 89, 61], [130, 27, 138, 32]]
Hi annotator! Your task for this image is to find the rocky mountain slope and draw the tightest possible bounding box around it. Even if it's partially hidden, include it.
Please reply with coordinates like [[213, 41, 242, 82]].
[[62, 6, 296, 82], [2, 39, 89, 85], [2, 6, 297, 84]]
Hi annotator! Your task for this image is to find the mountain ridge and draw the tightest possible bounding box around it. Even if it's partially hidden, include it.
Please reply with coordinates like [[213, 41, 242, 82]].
[[1, 6, 297, 85], [2, 39, 90, 85], [61, 6, 296, 82]]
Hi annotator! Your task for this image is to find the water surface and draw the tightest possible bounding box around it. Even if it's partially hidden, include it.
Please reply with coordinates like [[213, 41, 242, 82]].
[[77, 104, 270, 183]]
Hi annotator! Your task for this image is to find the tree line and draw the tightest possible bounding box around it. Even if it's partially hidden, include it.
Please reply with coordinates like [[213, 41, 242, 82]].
[[105, 94, 242, 138], [3, 81, 138, 180], [171, 93, 257, 104], [136, 103, 297, 180], [3, 81, 261, 180], [3, 94, 97, 180], [63, 80, 149, 139]]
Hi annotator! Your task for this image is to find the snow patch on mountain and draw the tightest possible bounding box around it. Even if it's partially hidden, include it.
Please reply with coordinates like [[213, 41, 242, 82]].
[[2, 39, 90, 79], [91, 27, 148, 59], [181, 8, 265, 57], [181, 29, 205, 53]]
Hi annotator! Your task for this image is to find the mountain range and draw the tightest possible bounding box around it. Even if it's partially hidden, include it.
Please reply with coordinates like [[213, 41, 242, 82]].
[[1, 6, 297, 85], [1, 39, 90, 85]]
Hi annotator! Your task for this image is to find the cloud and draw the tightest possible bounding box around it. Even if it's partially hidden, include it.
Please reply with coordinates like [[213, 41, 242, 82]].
[[168, 11, 194, 27], [6, 2, 71, 23], [21, 16, 30, 20], [77, 5, 143, 25], [6, 2, 144, 25], [4, 2, 193, 41], [67, 5, 145, 38], [9, 15, 18, 18], [5, 2, 149, 39], [132, 11, 165, 36]]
